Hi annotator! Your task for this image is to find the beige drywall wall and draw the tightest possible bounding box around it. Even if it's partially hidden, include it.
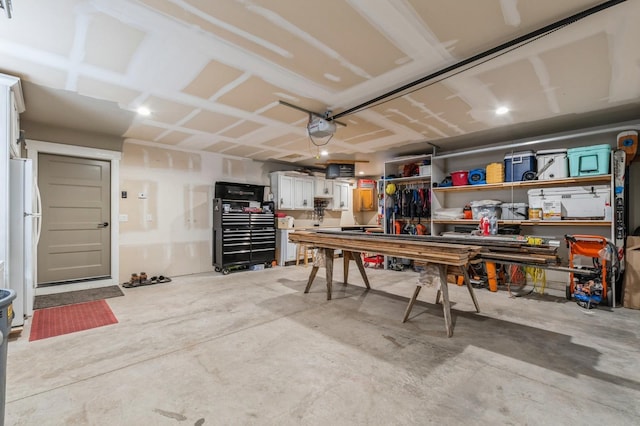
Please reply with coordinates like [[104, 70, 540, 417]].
[[118, 142, 288, 283], [22, 120, 124, 152]]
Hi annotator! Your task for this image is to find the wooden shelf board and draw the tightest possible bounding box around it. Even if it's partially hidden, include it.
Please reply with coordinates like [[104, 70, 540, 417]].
[[432, 175, 611, 193], [432, 219, 611, 227]]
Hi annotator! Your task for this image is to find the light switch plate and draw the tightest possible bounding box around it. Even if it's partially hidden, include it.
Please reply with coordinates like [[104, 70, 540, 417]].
[[119, 214, 128, 222]]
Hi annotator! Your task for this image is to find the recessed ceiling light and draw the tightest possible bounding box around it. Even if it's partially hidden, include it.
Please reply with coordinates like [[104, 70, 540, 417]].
[[137, 106, 151, 116], [496, 106, 509, 115], [320, 150, 328, 156]]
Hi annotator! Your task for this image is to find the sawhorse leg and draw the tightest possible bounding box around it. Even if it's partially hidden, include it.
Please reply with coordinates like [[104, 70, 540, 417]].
[[435, 267, 479, 312], [402, 285, 422, 323], [343, 251, 371, 289], [438, 264, 453, 337], [304, 266, 319, 294], [343, 251, 350, 285], [462, 267, 480, 313], [325, 249, 334, 300], [303, 248, 335, 300], [404, 264, 478, 338]]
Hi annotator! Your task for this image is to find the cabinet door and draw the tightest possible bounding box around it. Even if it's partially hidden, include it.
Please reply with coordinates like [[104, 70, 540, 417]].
[[293, 177, 313, 210], [303, 179, 314, 207], [355, 188, 375, 211], [285, 232, 298, 262], [315, 178, 333, 197], [333, 182, 350, 210], [278, 175, 294, 209]]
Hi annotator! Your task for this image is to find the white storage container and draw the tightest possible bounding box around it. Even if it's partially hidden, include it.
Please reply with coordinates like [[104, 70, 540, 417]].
[[501, 203, 528, 220], [419, 165, 431, 176], [527, 186, 610, 219], [470, 200, 502, 220], [536, 149, 568, 180]]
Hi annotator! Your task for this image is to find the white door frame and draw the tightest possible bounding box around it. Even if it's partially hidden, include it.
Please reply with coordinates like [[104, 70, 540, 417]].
[[26, 139, 121, 295]]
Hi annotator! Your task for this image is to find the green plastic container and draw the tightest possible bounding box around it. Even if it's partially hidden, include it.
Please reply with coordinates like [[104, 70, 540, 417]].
[[567, 144, 611, 176]]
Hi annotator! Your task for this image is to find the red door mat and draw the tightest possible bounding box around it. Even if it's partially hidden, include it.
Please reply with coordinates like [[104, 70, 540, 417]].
[[29, 300, 118, 342]]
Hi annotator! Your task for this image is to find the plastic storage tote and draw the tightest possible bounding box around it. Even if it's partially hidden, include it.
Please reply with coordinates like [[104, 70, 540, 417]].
[[504, 151, 536, 182], [536, 149, 568, 180], [567, 144, 611, 176], [1, 289, 16, 426], [527, 185, 610, 219], [501, 203, 529, 220], [486, 162, 504, 183], [470, 200, 502, 220]]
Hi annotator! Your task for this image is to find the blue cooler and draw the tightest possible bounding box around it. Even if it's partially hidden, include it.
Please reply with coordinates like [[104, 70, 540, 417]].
[[504, 151, 536, 182], [567, 144, 611, 176]]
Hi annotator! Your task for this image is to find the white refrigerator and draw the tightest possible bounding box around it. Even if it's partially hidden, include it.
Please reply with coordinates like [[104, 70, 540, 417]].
[[9, 158, 39, 326]]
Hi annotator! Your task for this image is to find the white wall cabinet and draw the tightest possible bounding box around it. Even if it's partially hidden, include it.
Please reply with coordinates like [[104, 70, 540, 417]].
[[271, 173, 294, 209], [332, 181, 350, 211], [314, 177, 333, 198], [270, 172, 314, 211], [293, 177, 314, 209]]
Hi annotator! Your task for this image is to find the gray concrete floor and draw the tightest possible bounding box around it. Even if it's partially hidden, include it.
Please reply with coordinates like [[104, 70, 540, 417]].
[[5, 265, 640, 425]]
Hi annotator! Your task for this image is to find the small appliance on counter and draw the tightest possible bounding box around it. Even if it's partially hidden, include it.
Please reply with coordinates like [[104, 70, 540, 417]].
[[277, 216, 294, 229]]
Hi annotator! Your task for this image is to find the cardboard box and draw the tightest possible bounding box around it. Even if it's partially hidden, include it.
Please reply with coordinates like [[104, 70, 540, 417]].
[[357, 179, 376, 188], [623, 236, 640, 309], [542, 200, 561, 220], [276, 216, 294, 229]]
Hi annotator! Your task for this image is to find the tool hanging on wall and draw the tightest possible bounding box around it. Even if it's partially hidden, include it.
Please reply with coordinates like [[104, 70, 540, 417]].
[[617, 130, 637, 165]]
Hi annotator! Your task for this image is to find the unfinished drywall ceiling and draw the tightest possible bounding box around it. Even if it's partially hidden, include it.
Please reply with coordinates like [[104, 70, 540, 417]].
[[1, 0, 639, 174]]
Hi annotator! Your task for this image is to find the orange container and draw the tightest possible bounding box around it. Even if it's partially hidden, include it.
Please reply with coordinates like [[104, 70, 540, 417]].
[[486, 162, 504, 184]]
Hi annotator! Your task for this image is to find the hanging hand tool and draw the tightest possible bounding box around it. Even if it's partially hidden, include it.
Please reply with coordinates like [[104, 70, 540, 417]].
[[410, 189, 418, 220], [402, 188, 410, 217]]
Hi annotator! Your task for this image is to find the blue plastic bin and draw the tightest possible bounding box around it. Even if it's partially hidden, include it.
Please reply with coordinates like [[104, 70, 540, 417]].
[[567, 144, 611, 176], [504, 151, 536, 182]]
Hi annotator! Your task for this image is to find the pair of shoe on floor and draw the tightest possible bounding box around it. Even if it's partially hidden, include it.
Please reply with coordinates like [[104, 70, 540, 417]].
[[123, 272, 172, 288]]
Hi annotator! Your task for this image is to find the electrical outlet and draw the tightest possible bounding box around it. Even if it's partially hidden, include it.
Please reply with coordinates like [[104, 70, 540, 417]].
[[119, 214, 128, 222], [146, 214, 153, 222]]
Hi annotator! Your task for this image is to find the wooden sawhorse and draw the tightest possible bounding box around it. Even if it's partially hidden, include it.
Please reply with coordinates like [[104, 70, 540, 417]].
[[303, 249, 479, 337], [303, 249, 370, 300], [402, 264, 480, 337]]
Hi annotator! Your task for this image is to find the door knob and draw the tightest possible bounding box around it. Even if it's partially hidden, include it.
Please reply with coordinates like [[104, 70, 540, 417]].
[[98, 222, 109, 228]]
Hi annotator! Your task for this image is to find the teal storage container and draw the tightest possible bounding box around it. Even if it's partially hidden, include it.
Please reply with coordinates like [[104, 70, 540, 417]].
[[567, 144, 611, 176]]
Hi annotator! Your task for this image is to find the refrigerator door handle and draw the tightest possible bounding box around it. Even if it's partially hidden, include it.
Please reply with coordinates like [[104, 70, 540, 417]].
[[34, 181, 42, 244]]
